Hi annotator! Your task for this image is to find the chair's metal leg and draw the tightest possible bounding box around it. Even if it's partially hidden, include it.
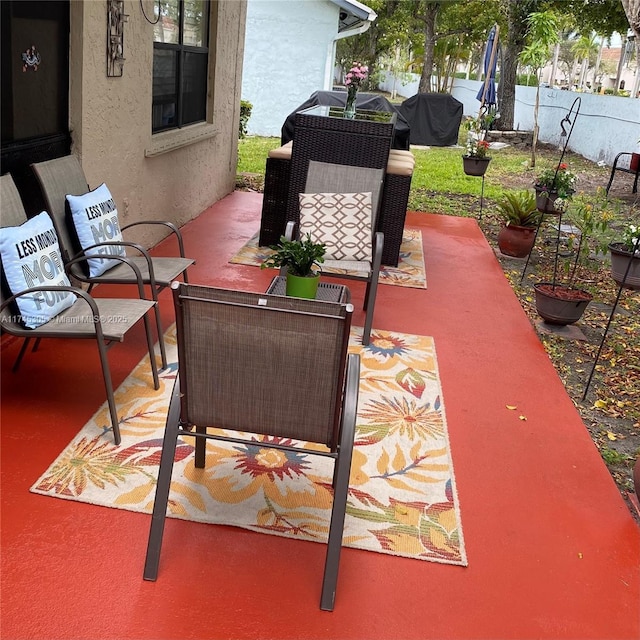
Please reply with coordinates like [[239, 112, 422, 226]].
[[362, 234, 383, 346], [362, 273, 380, 346], [144, 377, 182, 581], [96, 339, 121, 445], [195, 425, 207, 468], [605, 166, 616, 195], [151, 288, 168, 370], [12, 338, 32, 373], [143, 308, 160, 390], [320, 354, 359, 611]]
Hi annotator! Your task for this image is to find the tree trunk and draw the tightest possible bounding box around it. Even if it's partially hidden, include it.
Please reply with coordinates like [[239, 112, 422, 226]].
[[496, 0, 541, 131], [549, 42, 560, 88], [418, 3, 439, 93], [498, 42, 518, 130], [591, 40, 603, 92], [614, 36, 626, 91], [578, 58, 588, 90], [477, 41, 487, 81], [632, 41, 640, 98]]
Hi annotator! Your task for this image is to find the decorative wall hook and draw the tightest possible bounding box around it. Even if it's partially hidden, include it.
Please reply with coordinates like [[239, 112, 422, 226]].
[[107, 0, 128, 77]]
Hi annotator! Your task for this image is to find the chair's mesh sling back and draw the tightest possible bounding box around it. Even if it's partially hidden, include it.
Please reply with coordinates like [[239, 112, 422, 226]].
[[175, 285, 351, 448]]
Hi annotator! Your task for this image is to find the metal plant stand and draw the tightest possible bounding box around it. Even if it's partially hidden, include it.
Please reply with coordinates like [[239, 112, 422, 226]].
[[582, 235, 640, 399], [520, 97, 581, 285]]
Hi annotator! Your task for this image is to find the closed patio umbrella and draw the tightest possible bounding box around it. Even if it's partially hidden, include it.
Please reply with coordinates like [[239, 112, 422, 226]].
[[476, 25, 499, 109]]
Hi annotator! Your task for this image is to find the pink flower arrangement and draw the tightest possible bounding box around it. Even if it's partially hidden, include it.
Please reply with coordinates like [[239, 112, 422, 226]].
[[345, 62, 368, 89]]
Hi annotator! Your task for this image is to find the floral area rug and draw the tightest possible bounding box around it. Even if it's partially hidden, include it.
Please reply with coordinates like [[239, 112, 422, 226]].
[[230, 229, 427, 289], [31, 325, 465, 565]]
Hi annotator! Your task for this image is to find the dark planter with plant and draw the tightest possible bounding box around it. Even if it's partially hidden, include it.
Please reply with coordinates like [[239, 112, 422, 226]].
[[495, 190, 541, 258], [531, 195, 613, 326], [534, 162, 576, 214], [609, 223, 640, 290], [533, 283, 593, 325], [462, 115, 491, 176], [261, 234, 326, 299]]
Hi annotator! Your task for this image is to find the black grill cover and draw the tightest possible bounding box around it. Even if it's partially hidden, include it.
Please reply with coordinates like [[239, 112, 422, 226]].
[[397, 93, 463, 146], [280, 90, 411, 150]]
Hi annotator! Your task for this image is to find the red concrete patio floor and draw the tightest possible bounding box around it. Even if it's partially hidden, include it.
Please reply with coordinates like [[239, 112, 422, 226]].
[[1, 190, 638, 640]]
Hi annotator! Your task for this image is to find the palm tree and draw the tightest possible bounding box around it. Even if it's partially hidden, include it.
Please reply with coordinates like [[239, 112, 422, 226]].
[[571, 33, 598, 91]]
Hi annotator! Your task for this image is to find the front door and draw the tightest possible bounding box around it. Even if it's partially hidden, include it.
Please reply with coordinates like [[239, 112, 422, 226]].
[[1, 0, 70, 216]]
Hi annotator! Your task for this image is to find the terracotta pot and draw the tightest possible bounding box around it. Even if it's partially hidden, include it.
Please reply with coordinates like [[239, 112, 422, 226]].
[[533, 282, 592, 325], [462, 156, 491, 176], [630, 152, 640, 173], [497, 224, 537, 258], [609, 243, 640, 290]]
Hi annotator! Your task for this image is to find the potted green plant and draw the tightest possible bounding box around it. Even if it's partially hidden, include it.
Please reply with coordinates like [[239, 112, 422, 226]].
[[532, 193, 613, 326], [261, 233, 326, 299], [462, 115, 491, 176], [495, 190, 542, 258], [534, 162, 576, 214], [609, 223, 640, 290]]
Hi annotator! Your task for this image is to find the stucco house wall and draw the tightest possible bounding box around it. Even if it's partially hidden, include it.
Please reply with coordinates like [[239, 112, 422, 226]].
[[68, 0, 246, 250], [242, 0, 339, 137]]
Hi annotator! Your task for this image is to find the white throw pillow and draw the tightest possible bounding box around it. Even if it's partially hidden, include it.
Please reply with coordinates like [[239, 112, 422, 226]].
[[0, 211, 75, 328], [299, 192, 372, 262], [66, 183, 126, 277]]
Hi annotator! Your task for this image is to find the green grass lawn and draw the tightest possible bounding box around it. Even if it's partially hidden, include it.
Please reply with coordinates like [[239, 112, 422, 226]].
[[237, 134, 609, 214]]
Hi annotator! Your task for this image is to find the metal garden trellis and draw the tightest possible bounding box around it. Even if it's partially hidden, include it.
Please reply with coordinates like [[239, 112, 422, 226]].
[[520, 96, 582, 286]]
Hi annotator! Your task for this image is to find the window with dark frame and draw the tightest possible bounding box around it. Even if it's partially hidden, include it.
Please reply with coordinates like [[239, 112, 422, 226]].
[[152, 0, 209, 133]]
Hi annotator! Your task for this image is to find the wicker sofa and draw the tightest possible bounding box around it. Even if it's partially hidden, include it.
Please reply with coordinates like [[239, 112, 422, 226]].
[[259, 142, 415, 267]]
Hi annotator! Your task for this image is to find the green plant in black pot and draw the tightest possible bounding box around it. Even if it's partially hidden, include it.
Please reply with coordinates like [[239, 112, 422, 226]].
[[262, 234, 326, 276], [262, 234, 326, 298]]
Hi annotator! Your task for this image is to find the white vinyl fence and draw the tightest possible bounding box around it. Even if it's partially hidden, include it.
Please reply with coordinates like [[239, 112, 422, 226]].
[[379, 72, 640, 167]]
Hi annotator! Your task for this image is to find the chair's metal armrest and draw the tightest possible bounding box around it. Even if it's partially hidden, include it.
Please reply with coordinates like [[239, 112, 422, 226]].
[[0, 286, 104, 337], [278, 221, 298, 276], [284, 220, 296, 241], [611, 152, 632, 170], [66, 251, 150, 298], [121, 220, 188, 258]]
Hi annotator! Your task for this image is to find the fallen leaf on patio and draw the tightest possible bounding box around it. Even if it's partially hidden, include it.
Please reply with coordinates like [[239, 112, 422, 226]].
[[519, 415, 527, 421], [593, 399, 607, 409], [578, 552, 583, 559], [506, 405, 517, 410], [607, 431, 617, 441]]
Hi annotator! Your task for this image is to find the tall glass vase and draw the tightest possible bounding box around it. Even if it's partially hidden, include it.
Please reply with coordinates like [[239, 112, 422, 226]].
[[344, 85, 357, 119]]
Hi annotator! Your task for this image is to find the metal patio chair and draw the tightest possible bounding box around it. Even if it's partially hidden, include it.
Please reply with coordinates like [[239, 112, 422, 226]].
[[285, 160, 384, 345], [31, 155, 194, 369], [143, 282, 360, 611], [0, 174, 159, 445]]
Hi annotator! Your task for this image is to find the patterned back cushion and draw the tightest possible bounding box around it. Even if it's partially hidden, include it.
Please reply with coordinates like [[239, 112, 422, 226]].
[[0, 211, 75, 328], [299, 192, 373, 262], [66, 183, 126, 277]]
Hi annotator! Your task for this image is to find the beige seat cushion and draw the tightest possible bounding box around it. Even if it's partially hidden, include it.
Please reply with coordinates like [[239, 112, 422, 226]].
[[268, 142, 414, 175], [267, 141, 293, 160]]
